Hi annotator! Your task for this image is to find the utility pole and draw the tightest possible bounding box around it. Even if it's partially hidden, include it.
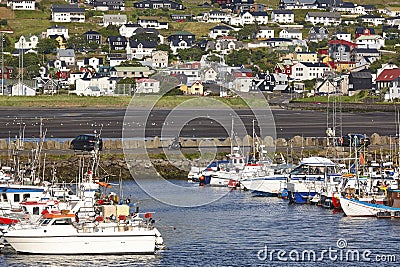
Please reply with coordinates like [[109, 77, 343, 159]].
[[0, 30, 13, 95]]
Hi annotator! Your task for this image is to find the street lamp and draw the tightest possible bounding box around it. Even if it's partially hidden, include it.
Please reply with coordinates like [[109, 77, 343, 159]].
[[0, 30, 13, 95]]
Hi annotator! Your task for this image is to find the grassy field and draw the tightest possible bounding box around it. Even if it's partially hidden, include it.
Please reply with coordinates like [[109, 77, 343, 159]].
[[0, 95, 269, 108]]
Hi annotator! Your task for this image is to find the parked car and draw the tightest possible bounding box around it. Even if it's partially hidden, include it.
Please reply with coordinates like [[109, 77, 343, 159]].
[[70, 134, 103, 151], [336, 134, 370, 147]]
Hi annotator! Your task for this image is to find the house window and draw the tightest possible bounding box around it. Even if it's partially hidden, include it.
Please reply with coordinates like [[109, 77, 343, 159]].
[[14, 194, 20, 202]]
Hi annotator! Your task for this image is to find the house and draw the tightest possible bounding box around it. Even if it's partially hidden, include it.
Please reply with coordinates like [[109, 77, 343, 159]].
[[11, 83, 36, 96], [126, 40, 157, 60], [168, 31, 195, 54], [108, 55, 127, 67], [103, 14, 127, 27], [170, 14, 192, 21], [119, 23, 142, 38], [256, 27, 274, 39], [77, 57, 104, 72], [316, 0, 343, 9], [46, 25, 69, 40], [348, 70, 372, 92], [132, 28, 164, 44], [135, 78, 160, 93], [279, 29, 302, 40], [137, 19, 168, 30], [375, 68, 400, 90], [57, 49, 76, 66], [314, 79, 338, 95], [384, 7, 400, 17], [202, 67, 218, 82], [83, 30, 102, 45], [351, 48, 380, 63], [355, 27, 375, 39], [357, 14, 385, 26], [41, 79, 61, 95], [335, 2, 357, 13], [232, 77, 253, 92], [328, 39, 357, 62], [305, 12, 341, 26], [308, 27, 329, 42], [291, 62, 329, 81], [206, 36, 244, 55], [8, 0, 35, 10], [295, 52, 318, 62], [202, 10, 231, 23], [51, 4, 85, 23], [74, 75, 113, 96], [93, 0, 125, 10], [209, 25, 235, 39], [110, 66, 154, 79], [333, 31, 351, 42], [251, 72, 289, 92], [107, 36, 128, 51], [0, 67, 13, 79], [14, 35, 39, 49], [68, 71, 86, 85], [355, 35, 385, 50], [274, 60, 294, 76], [239, 11, 268, 25], [168, 67, 201, 85], [179, 81, 204, 95], [49, 35, 66, 49], [148, 50, 169, 68], [385, 77, 400, 101], [271, 10, 294, 24], [279, 0, 318, 9], [133, 0, 185, 10]]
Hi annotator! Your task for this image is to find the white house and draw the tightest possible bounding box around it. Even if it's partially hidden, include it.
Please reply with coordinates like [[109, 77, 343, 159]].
[[46, 25, 69, 39], [57, 49, 76, 66], [137, 19, 168, 30], [291, 62, 329, 81], [279, 29, 302, 40], [240, 11, 269, 25], [334, 31, 352, 42], [147, 50, 168, 69], [77, 57, 103, 71], [14, 35, 39, 49], [232, 77, 253, 92], [8, 0, 35, 10], [305, 12, 341, 26], [135, 78, 160, 93], [68, 71, 86, 85], [202, 10, 231, 23], [75, 76, 114, 96], [384, 7, 400, 17], [256, 27, 274, 39], [11, 82, 36, 96], [51, 4, 85, 23], [202, 67, 218, 82], [126, 40, 157, 60], [209, 25, 234, 39], [271, 10, 294, 24], [355, 35, 385, 50], [103, 14, 127, 27], [119, 23, 142, 38], [358, 15, 385, 26]]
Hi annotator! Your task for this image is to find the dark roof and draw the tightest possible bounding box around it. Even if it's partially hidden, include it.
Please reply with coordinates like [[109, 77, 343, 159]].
[[272, 10, 293, 14], [340, 2, 355, 8], [107, 36, 128, 42], [355, 27, 375, 34], [84, 30, 101, 35], [350, 70, 372, 79], [134, 28, 159, 35], [301, 62, 328, 67], [129, 40, 157, 48], [51, 4, 85, 13], [353, 48, 379, 54], [210, 25, 234, 30], [249, 11, 268, 16]]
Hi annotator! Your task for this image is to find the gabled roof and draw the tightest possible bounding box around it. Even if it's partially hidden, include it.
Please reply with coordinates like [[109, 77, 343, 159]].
[[272, 10, 293, 14], [249, 11, 268, 16], [170, 30, 194, 36], [210, 25, 234, 30], [129, 40, 157, 48], [57, 49, 75, 57], [307, 12, 340, 18], [51, 4, 84, 13], [355, 27, 375, 34], [299, 62, 328, 68], [84, 30, 101, 35], [376, 68, 400, 82], [350, 70, 372, 79]]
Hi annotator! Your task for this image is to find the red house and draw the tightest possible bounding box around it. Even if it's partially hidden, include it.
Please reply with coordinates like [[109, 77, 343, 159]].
[[375, 68, 400, 90], [0, 67, 13, 79], [274, 62, 293, 76]]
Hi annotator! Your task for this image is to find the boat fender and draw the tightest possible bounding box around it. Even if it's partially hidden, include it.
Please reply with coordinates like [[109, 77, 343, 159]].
[[95, 208, 101, 215], [94, 220, 99, 226]]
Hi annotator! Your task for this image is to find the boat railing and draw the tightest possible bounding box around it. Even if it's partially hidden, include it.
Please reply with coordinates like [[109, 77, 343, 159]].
[[73, 217, 154, 233]]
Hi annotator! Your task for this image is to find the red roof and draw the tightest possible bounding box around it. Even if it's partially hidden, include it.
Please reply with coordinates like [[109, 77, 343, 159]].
[[376, 68, 400, 82], [329, 39, 357, 48]]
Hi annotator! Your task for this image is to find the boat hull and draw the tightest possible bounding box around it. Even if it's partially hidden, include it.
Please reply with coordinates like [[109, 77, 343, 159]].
[[340, 197, 383, 217], [241, 176, 286, 197], [5, 229, 157, 254]]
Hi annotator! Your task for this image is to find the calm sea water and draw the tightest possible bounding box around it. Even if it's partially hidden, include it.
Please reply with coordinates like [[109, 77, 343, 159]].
[[1, 179, 400, 267]]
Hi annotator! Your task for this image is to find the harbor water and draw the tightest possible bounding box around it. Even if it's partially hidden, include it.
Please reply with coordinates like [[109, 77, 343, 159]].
[[1, 179, 399, 266]]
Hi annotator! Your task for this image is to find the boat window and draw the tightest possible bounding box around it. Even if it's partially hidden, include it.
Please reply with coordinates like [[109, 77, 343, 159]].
[[40, 219, 52, 226], [33, 207, 39, 215], [1, 193, 7, 202], [52, 218, 71, 225], [14, 194, 20, 202], [291, 166, 308, 175], [23, 194, 30, 200]]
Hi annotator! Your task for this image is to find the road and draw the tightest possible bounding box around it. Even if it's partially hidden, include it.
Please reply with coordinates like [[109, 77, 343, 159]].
[[0, 107, 397, 140]]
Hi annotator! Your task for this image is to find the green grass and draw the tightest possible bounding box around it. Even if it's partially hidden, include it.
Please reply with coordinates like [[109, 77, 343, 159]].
[[291, 91, 370, 103], [0, 95, 269, 108], [13, 10, 49, 19]]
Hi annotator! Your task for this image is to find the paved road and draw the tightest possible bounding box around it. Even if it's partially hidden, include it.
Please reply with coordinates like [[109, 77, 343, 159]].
[[0, 107, 396, 140]]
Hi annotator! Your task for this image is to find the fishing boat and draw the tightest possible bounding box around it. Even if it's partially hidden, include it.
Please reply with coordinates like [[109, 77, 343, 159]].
[[341, 188, 400, 217], [286, 157, 341, 204], [4, 207, 164, 254]]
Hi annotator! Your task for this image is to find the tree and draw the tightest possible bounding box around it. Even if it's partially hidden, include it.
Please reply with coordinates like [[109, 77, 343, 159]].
[[98, 25, 119, 38], [37, 38, 58, 54], [119, 60, 142, 67], [88, 41, 99, 51], [134, 32, 159, 43], [234, 24, 260, 40], [226, 49, 251, 66], [66, 35, 87, 50], [176, 47, 206, 61]]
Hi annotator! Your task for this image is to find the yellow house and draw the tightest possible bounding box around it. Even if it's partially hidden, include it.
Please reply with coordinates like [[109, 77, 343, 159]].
[[50, 35, 66, 49], [295, 52, 318, 63], [179, 81, 204, 95], [335, 62, 356, 73]]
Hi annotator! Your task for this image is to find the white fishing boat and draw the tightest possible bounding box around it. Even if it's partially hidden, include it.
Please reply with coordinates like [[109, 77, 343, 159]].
[[4, 208, 164, 254]]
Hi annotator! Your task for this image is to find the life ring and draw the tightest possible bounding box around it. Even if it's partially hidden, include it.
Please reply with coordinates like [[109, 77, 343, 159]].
[[199, 176, 205, 181]]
